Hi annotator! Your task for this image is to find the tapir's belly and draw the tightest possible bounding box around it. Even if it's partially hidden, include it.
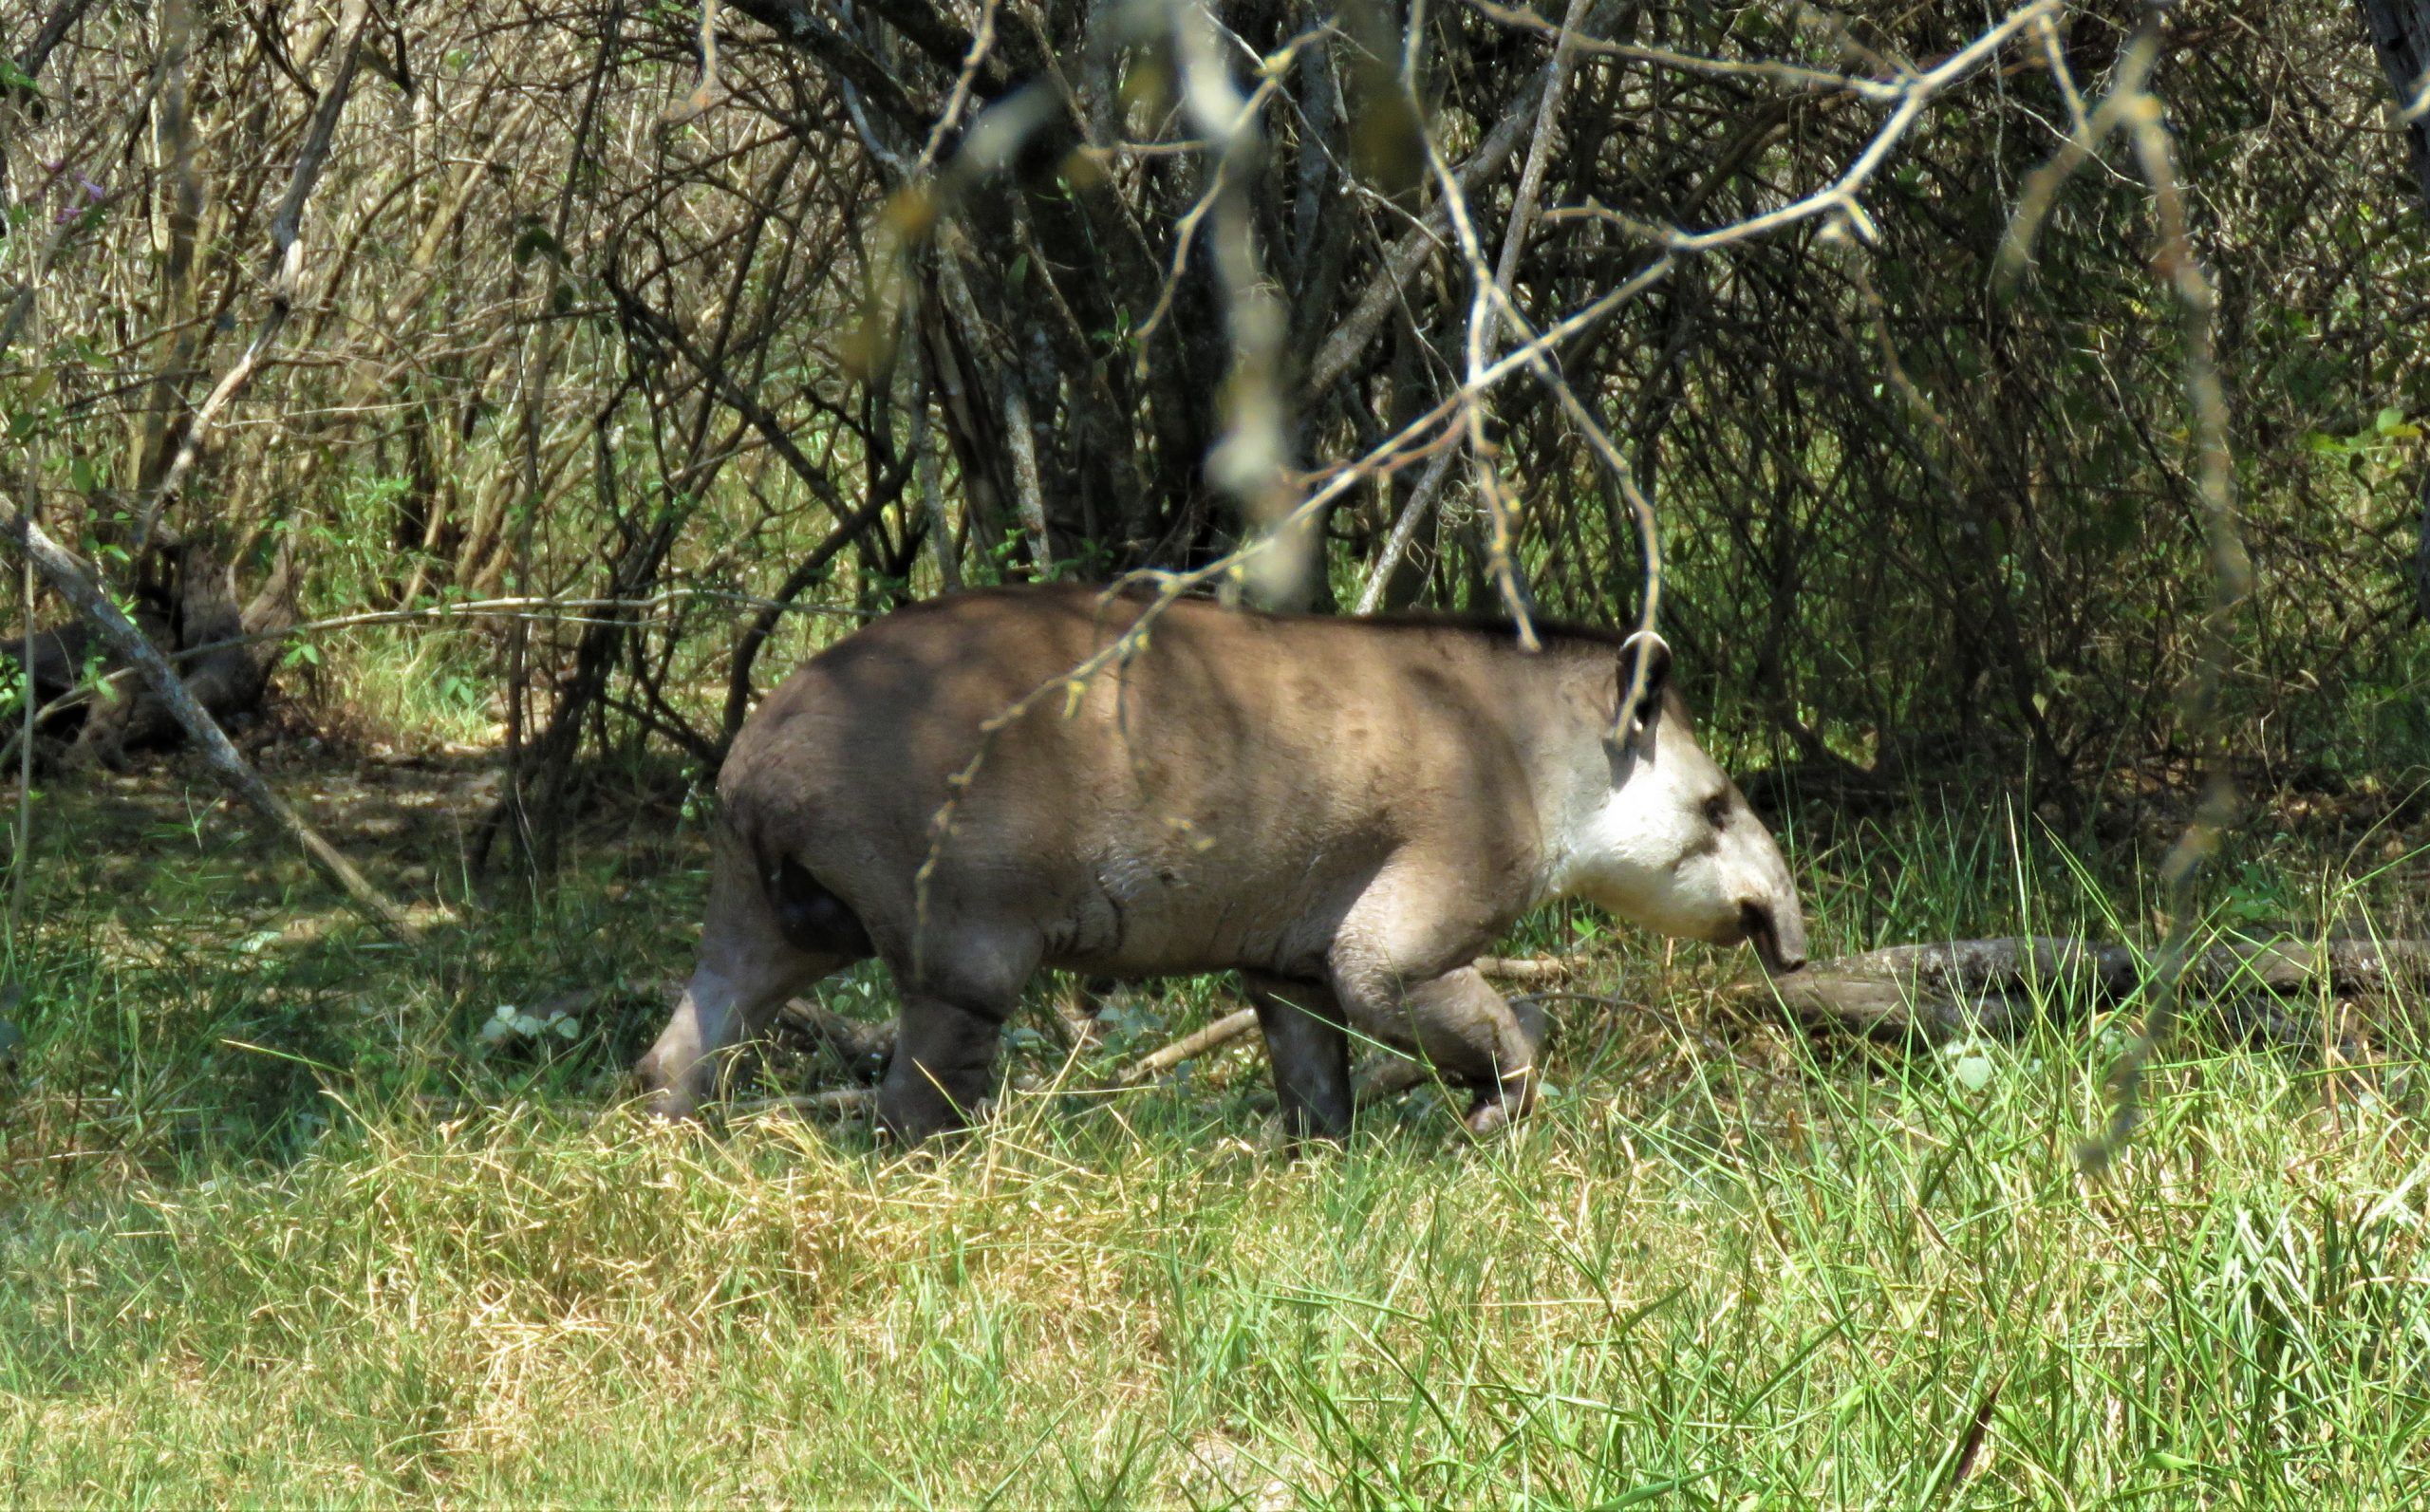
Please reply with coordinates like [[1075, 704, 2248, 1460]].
[[1028, 846, 1370, 983]]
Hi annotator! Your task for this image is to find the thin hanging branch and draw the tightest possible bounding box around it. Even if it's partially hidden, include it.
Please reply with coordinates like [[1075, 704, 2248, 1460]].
[[2352, 0, 2430, 618], [1991, 7, 2252, 1169], [9, 462, 33, 952]]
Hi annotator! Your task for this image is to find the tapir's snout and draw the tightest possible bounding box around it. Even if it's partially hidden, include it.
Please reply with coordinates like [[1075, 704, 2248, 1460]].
[[1740, 896, 1807, 974]]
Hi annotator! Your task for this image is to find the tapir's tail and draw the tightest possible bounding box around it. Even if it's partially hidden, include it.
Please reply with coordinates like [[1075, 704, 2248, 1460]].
[[713, 793, 876, 962]]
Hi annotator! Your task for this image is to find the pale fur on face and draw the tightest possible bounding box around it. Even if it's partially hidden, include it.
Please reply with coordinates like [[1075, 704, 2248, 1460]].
[[1545, 716, 1798, 955]]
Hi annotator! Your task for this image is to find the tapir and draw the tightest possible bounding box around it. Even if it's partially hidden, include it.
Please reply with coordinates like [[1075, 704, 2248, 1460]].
[[636, 584, 1806, 1142]]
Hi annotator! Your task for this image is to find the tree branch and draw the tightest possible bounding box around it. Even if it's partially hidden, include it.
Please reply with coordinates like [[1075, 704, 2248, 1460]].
[[1303, 74, 1548, 399], [9, 0, 99, 85], [135, 0, 375, 551]]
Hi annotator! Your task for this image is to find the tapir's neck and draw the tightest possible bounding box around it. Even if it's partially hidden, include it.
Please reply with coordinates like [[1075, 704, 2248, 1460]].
[[1499, 648, 1629, 907], [1348, 625, 1631, 908]]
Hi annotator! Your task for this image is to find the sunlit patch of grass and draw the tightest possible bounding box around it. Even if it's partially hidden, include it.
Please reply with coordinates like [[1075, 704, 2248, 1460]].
[[310, 626, 502, 753], [9, 1027, 2430, 1505], [4, 776, 2430, 1503]]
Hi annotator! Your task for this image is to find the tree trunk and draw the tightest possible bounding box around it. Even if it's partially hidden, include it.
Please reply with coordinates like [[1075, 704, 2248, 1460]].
[[2354, 0, 2430, 618], [70, 540, 294, 765]]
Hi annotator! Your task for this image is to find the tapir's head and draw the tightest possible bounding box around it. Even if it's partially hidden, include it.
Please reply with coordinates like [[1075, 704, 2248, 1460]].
[[1553, 633, 1807, 973]]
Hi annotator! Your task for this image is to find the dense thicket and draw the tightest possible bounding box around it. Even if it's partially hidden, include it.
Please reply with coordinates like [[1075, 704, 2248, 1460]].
[[3, 1, 2425, 850]]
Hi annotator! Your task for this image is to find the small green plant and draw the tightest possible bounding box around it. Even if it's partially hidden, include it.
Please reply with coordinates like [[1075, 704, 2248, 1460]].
[[476, 1001, 583, 1050]]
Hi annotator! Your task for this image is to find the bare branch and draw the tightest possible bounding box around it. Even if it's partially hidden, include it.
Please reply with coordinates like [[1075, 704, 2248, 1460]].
[[8, 0, 98, 85], [1118, 1008, 1258, 1084], [135, 0, 376, 551], [1303, 75, 1545, 399]]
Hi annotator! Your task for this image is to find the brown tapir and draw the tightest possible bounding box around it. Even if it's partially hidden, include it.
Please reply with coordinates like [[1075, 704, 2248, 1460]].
[[637, 584, 1806, 1143]]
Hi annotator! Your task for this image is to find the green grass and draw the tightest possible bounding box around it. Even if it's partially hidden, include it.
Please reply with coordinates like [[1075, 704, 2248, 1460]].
[[310, 625, 504, 752], [4, 768, 2429, 1505]]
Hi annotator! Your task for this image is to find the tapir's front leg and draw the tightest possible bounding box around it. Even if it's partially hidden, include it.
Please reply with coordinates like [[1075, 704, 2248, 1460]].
[[1395, 967, 1546, 1134], [1331, 924, 1535, 1137], [1328, 868, 1548, 1136], [1243, 974, 1354, 1145], [875, 924, 1038, 1144], [879, 992, 1007, 1142]]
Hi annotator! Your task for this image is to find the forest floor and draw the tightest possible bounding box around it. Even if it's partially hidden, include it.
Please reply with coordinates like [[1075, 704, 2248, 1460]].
[[6, 744, 2430, 1505]]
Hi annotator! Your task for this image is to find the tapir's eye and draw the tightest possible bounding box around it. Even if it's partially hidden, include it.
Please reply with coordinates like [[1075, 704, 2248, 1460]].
[[1703, 793, 1732, 829]]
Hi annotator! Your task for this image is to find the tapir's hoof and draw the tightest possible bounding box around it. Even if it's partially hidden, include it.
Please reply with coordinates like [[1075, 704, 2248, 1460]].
[[1462, 1084, 1533, 1137], [631, 1053, 700, 1121]]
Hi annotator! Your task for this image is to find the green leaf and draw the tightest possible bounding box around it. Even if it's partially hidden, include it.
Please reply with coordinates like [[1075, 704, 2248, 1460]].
[[511, 219, 562, 268]]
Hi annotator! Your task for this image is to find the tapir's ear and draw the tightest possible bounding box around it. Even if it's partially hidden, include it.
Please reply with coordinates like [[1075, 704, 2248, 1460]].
[[1617, 630, 1673, 746]]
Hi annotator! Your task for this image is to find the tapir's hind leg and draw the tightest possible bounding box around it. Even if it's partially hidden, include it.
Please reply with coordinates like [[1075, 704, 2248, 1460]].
[[876, 925, 1039, 1143], [637, 834, 855, 1118]]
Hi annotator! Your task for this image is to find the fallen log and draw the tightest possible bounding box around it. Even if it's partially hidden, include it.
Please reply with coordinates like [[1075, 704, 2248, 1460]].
[[3, 536, 295, 765], [3, 513, 421, 945], [1471, 955, 1578, 984], [1738, 936, 2422, 1054], [1119, 1007, 1258, 1084], [1108, 958, 1575, 1085], [728, 1088, 879, 1120], [70, 538, 296, 766]]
